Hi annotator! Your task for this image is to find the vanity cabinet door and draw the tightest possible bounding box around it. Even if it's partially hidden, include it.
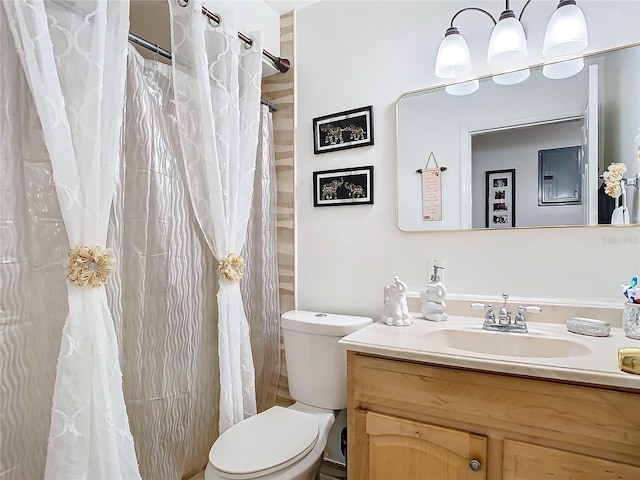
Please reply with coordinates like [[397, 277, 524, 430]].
[[503, 439, 640, 480], [363, 410, 487, 480]]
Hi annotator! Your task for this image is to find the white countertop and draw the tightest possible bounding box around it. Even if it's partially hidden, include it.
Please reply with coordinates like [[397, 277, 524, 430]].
[[339, 315, 640, 391]]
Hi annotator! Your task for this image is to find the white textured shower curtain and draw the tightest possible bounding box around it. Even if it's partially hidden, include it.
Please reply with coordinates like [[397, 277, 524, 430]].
[[169, 0, 263, 433], [107, 48, 221, 479], [2, 1, 140, 478], [1, 4, 279, 479], [242, 105, 281, 413]]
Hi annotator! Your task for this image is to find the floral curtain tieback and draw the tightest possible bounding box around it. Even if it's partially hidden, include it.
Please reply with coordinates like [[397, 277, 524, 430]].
[[218, 253, 244, 282], [66, 245, 115, 288]]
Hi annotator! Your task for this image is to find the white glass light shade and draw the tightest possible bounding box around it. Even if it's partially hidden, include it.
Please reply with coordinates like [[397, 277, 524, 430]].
[[487, 16, 528, 65], [435, 28, 472, 78], [445, 79, 479, 96], [493, 68, 530, 85], [543, 3, 588, 57], [543, 57, 584, 79]]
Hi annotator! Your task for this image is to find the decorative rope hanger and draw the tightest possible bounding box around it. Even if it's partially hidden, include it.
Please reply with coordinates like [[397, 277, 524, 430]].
[[416, 152, 447, 173]]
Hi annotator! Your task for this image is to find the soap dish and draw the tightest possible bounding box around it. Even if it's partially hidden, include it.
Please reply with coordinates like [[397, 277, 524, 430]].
[[566, 317, 611, 337]]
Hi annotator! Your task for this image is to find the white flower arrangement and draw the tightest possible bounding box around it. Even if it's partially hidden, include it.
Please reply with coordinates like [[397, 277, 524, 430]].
[[602, 162, 627, 198]]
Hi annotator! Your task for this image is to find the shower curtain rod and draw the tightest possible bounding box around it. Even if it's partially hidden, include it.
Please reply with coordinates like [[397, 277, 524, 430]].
[[48, 0, 282, 111], [198, 4, 290, 74], [128, 2, 290, 75], [128, 31, 279, 113]]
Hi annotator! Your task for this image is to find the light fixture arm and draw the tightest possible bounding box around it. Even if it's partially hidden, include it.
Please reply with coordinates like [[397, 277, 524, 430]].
[[449, 1, 535, 26], [450, 7, 497, 28], [518, 0, 533, 22]]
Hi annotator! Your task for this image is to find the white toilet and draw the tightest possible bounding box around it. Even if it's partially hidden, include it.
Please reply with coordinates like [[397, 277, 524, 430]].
[[205, 310, 372, 480]]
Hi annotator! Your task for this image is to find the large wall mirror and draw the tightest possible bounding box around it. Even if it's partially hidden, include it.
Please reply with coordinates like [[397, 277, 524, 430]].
[[396, 44, 640, 231]]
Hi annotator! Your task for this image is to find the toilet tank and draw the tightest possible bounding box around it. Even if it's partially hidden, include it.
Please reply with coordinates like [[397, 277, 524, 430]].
[[281, 310, 372, 410]]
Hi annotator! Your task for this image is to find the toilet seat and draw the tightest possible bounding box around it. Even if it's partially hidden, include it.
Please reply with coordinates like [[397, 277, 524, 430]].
[[209, 406, 319, 479]]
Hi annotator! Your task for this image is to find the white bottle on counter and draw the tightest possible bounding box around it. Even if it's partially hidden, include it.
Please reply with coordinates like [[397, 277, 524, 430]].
[[420, 265, 448, 322]]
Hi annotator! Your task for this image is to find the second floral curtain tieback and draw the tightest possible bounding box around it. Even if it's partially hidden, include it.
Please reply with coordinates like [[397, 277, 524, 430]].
[[218, 253, 244, 282], [66, 245, 115, 288]]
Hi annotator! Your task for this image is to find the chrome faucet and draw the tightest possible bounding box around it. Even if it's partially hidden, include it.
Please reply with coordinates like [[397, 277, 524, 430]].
[[471, 293, 541, 333]]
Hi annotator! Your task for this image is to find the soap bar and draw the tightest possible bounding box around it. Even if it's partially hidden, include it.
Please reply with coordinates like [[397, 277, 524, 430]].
[[618, 347, 640, 375], [566, 317, 610, 337]]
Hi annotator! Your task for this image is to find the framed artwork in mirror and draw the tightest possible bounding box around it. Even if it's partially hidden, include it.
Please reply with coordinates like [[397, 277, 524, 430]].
[[313, 166, 374, 207], [313, 106, 374, 154], [486, 169, 515, 228]]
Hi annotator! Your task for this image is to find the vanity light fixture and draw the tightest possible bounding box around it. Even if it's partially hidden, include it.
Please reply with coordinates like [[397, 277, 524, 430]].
[[434, 26, 472, 79], [486, 6, 528, 66], [434, 0, 589, 83], [542, 0, 589, 57]]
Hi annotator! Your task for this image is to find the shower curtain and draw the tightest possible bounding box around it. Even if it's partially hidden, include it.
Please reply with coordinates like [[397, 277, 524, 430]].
[[169, 0, 263, 433], [108, 49, 220, 480], [1, 3, 279, 478], [2, 1, 139, 478], [0, 7, 68, 479], [242, 105, 281, 413]]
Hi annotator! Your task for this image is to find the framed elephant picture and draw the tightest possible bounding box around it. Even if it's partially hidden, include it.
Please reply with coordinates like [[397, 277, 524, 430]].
[[312, 106, 374, 154], [313, 166, 374, 207]]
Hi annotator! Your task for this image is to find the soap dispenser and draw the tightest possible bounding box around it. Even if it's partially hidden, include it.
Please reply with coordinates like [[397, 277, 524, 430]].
[[420, 265, 448, 322]]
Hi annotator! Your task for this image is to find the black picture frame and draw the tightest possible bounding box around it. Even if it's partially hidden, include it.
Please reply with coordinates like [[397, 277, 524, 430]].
[[486, 169, 516, 228], [312, 106, 374, 154], [313, 166, 374, 207]]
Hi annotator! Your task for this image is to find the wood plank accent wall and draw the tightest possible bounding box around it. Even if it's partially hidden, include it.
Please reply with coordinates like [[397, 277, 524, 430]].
[[261, 11, 295, 407]]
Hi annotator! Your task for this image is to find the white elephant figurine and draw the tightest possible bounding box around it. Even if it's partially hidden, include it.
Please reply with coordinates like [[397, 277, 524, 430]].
[[381, 276, 414, 326]]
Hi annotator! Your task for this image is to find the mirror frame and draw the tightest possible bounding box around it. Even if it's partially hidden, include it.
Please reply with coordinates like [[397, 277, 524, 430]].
[[395, 43, 640, 233]]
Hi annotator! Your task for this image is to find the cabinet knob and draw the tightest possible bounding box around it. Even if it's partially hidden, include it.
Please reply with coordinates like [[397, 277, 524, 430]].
[[469, 459, 482, 472]]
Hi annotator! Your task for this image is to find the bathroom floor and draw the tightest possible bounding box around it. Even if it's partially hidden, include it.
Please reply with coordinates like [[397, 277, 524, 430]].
[[189, 464, 347, 480], [187, 470, 342, 480], [186, 463, 344, 480]]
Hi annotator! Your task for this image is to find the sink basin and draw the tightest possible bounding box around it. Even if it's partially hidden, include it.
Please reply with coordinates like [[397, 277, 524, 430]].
[[425, 328, 591, 358]]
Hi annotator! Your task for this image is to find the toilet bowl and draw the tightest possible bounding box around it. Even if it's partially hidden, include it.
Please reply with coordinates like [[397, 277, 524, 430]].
[[204, 311, 372, 480], [205, 403, 335, 480]]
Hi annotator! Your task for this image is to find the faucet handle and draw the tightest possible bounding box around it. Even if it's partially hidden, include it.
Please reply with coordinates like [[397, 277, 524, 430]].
[[471, 303, 490, 310], [514, 305, 541, 327], [521, 306, 542, 314], [471, 303, 496, 324]]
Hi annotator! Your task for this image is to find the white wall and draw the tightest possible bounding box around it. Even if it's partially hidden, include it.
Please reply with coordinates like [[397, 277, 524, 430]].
[[471, 121, 584, 228], [295, 1, 640, 318], [210, 1, 280, 56]]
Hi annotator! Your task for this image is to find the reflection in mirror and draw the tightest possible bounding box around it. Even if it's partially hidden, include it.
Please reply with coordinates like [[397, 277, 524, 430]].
[[396, 44, 640, 231]]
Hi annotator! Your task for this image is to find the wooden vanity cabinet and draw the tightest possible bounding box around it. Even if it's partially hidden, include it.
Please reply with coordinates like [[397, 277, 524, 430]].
[[347, 351, 640, 480]]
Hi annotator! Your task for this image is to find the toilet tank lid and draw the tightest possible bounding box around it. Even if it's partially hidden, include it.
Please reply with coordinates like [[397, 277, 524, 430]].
[[281, 310, 373, 336]]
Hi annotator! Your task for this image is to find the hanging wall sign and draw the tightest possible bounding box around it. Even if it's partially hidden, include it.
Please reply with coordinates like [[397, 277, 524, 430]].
[[420, 152, 443, 221]]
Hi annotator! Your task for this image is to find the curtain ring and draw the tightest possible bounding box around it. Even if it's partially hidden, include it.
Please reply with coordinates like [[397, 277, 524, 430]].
[[177, 0, 189, 7], [208, 15, 221, 28]]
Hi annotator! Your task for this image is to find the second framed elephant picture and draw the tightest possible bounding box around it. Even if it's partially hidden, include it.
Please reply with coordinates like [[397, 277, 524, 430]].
[[313, 166, 374, 207]]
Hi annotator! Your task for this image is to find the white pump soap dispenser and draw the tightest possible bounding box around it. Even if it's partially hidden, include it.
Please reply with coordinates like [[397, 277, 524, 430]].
[[420, 265, 448, 322]]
